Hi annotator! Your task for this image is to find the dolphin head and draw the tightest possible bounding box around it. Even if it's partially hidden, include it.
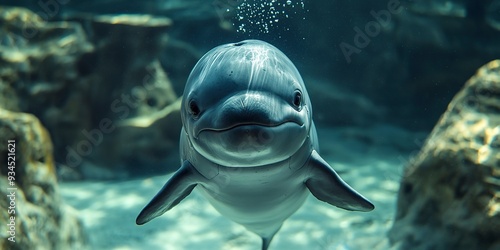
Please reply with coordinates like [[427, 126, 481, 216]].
[[181, 40, 312, 167]]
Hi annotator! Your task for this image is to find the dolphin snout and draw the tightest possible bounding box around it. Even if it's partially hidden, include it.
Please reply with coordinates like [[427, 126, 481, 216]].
[[216, 93, 275, 128], [192, 91, 304, 138]]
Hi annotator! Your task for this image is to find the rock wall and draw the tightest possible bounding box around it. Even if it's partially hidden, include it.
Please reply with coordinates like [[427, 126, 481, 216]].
[[0, 108, 87, 249], [388, 60, 500, 249], [0, 7, 182, 179]]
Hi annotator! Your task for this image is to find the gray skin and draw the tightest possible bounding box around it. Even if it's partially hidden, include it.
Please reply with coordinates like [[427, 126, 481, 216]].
[[136, 40, 374, 250]]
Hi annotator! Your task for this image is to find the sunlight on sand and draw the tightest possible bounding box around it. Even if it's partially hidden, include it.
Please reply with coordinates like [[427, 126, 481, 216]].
[[60, 126, 414, 249]]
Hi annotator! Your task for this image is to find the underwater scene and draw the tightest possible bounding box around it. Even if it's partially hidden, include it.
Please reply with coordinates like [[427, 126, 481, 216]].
[[0, 0, 499, 249]]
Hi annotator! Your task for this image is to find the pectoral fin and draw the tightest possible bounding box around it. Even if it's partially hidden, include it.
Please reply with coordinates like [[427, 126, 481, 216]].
[[305, 150, 374, 211], [136, 161, 198, 225]]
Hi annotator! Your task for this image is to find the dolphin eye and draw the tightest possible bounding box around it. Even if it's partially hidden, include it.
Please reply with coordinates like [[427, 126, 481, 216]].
[[188, 100, 200, 118], [293, 90, 302, 108]]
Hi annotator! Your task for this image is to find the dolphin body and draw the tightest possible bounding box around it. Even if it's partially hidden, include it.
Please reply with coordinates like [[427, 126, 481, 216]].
[[136, 40, 374, 250]]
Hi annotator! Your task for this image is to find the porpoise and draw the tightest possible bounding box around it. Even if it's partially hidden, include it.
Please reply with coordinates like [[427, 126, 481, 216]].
[[136, 39, 374, 250]]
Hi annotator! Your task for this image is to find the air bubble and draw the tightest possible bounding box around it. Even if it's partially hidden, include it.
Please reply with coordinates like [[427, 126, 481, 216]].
[[233, 0, 306, 34]]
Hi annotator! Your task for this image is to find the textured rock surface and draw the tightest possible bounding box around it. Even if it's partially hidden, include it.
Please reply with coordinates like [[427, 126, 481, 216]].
[[84, 14, 176, 120], [70, 14, 181, 178], [2, 0, 218, 20], [86, 98, 183, 179], [0, 7, 181, 179], [0, 108, 87, 249], [389, 60, 500, 249], [0, 6, 94, 130]]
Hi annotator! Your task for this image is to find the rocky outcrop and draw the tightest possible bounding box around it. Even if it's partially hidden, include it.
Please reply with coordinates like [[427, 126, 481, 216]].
[[0, 7, 182, 179], [83, 14, 176, 120], [0, 108, 87, 249], [389, 60, 500, 249], [1, 0, 218, 20], [69, 14, 182, 178]]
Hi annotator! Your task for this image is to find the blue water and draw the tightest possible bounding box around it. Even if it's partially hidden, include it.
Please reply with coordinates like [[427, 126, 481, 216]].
[[1, 0, 498, 249]]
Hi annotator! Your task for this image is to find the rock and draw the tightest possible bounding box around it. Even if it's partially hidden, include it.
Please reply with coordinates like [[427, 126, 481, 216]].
[[84, 14, 176, 120], [86, 98, 183, 178], [2, 0, 218, 20], [0, 6, 95, 178], [66, 14, 180, 178], [0, 7, 182, 179], [0, 6, 94, 131], [0, 108, 87, 249], [388, 60, 500, 249], [402, 0, 498, 25]]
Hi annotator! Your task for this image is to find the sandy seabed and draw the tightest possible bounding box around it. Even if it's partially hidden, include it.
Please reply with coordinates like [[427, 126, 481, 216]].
[[60, 126, 421, 250]]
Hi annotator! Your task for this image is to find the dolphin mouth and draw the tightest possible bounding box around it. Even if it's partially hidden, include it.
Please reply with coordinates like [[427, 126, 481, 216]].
[[196, 120, 303, 138], [193, 121, 307, 167]]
